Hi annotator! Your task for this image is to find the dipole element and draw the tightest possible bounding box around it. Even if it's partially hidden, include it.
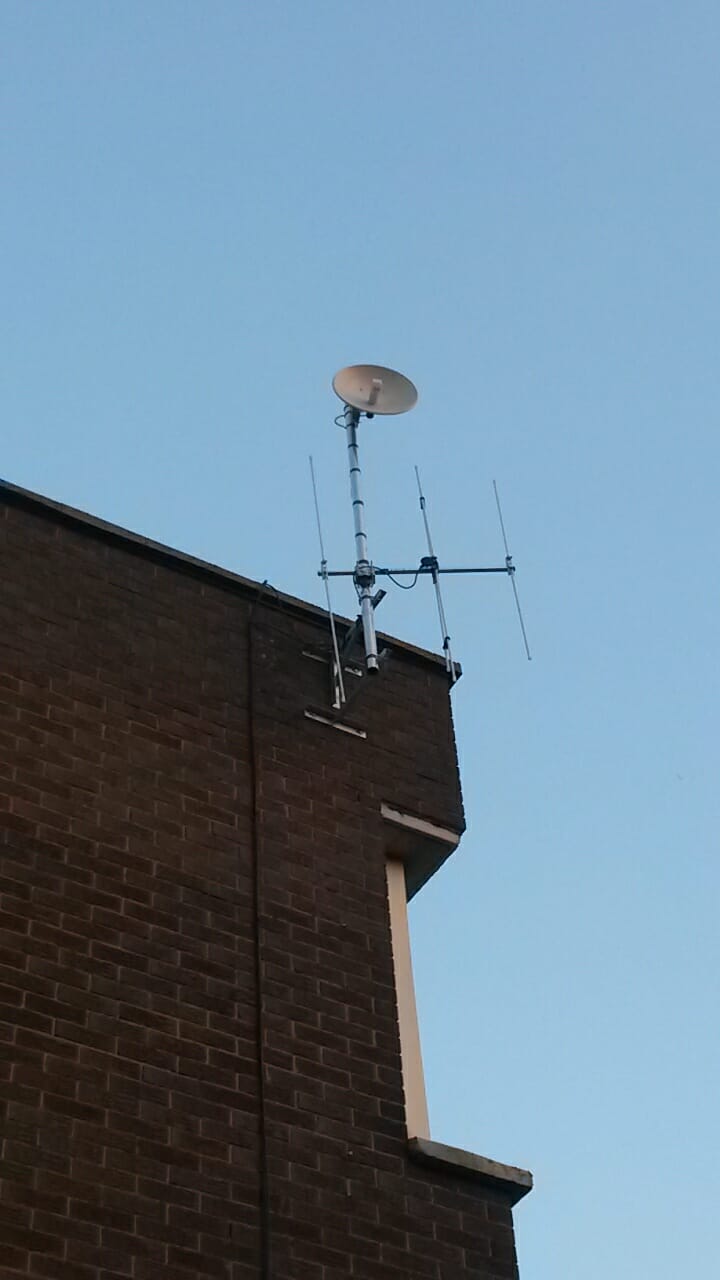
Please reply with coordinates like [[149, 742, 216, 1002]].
[[344, 404, 379, 672], [415, 467, 458, 682]]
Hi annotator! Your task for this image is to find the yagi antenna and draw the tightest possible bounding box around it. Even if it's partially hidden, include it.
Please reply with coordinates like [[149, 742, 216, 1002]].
[[316, 363, 530, 708]]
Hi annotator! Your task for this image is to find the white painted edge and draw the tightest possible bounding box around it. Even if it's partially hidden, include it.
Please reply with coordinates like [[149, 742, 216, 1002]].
[[386, 860, 430, 1141], [380, 803, 461, 849]]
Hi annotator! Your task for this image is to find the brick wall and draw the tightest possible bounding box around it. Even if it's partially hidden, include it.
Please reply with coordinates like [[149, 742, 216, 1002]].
[[0, 489, 523, 1279]]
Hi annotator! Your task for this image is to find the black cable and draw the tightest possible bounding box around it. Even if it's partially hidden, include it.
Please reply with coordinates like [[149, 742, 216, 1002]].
[[384, 570, 420, 590], [247, 585, 272, 1280]]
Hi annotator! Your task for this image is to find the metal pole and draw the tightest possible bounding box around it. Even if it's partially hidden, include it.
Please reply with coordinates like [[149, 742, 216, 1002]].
[[345, 405, 379, 672]]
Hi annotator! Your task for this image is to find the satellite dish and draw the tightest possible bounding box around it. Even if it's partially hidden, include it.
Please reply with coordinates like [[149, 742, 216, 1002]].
[[332, 364, 418, 416]]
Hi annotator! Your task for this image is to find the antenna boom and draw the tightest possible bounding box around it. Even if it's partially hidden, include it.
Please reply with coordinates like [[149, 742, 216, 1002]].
[[322, 565, 511, 577]]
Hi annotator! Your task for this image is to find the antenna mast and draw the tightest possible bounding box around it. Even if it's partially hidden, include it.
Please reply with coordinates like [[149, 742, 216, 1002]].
[[331, 364, 419, 675], [344, 403, 379, 672]]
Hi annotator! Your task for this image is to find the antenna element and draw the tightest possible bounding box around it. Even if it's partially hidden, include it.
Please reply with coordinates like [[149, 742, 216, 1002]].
[[415, 467, 458, 682], [493, 480, 532, 661], [309, 456, 346, 706]]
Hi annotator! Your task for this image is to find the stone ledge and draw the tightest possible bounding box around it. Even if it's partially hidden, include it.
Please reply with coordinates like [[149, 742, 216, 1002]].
[[380, 803, 463, 899], [407, 1137, 533, 1206]]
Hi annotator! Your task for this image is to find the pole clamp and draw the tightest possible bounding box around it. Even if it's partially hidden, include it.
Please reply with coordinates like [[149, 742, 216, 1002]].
[[353, 559, 375, 590]]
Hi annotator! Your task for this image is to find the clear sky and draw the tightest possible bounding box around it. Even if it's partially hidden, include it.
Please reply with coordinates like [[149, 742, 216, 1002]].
[[3, 3, 719, 1276]]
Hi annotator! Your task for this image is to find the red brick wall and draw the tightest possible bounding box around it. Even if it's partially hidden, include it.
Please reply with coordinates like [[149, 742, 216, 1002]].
[[0, 491, 521, 1279]]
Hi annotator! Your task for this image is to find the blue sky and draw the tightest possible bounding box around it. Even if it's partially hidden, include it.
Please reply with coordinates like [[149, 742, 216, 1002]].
[[3, 4, 719, 1275]]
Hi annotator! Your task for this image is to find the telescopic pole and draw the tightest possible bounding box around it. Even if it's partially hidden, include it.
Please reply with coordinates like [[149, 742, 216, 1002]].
[[344, 405, 379, 672]]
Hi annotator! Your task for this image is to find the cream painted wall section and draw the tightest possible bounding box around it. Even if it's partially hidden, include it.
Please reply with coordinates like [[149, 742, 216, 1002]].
[[386, 858, 430, 1140]]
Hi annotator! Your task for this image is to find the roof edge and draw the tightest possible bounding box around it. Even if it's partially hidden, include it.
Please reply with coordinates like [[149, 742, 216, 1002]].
[[0, 478, 455, 674]]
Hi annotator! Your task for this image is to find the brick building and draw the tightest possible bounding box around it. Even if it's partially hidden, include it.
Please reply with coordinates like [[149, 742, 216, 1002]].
[[0, 479, 531, 1279]]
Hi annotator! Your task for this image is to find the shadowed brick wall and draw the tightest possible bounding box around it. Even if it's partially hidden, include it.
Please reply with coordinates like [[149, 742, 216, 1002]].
[[0, 487, 523, 1279]]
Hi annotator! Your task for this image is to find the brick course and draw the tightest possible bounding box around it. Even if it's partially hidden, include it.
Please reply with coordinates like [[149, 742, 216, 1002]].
[[0, 488, 523, 1278]]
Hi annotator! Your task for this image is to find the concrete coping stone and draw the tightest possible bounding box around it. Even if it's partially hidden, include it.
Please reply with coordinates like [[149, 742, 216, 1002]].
[[380, 803, 463, 899], [407, 1137, 533, 1206]]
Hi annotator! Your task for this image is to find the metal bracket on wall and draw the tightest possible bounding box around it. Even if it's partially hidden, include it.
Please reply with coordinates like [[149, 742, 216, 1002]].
[[304, 708, 368, 739]]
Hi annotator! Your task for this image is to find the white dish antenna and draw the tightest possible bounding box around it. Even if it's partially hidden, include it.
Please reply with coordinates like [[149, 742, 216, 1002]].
[[332, 364, 418, 416]]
